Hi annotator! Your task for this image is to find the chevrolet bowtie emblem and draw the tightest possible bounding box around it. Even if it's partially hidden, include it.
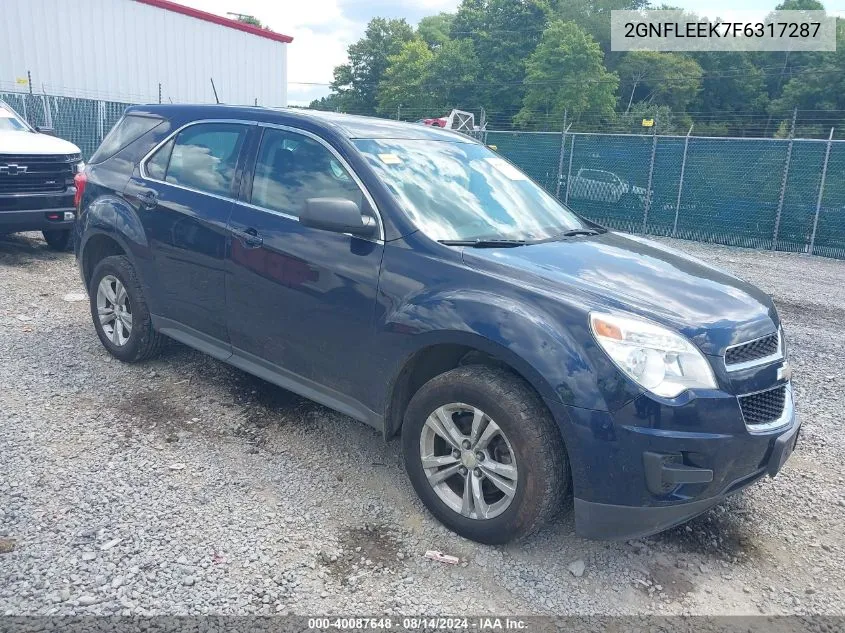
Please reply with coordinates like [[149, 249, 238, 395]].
[[777, 362, 792, 382], [0, 164, 28, 176]]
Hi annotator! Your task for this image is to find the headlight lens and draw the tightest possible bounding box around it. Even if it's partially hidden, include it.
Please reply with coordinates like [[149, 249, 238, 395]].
[[74, 160, 85, 174], [590, 312, 717, 398]]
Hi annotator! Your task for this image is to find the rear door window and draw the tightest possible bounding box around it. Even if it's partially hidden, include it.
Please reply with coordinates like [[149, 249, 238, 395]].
[[145, 123, 248, 198]]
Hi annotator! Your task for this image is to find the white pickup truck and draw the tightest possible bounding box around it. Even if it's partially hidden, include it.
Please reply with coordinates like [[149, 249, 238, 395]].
[[0, 100, 84, 250]]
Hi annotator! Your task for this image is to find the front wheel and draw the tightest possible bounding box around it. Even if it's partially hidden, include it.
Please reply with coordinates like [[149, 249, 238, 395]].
[[42, 229, 72, 251], [402, 365, 570, 544]]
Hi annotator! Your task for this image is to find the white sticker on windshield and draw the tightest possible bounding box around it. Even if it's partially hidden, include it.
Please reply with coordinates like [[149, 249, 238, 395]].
[[484, 157, 527, 180], [0, 107, 14, 118], [378, 153, 402, 165]]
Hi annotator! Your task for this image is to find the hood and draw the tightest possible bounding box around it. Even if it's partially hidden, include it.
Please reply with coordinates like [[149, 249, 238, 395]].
[[461, 232, 778, 355], [0, 130, 81, 155]]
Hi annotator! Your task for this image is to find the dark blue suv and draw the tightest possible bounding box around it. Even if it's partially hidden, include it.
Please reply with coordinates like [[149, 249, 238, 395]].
[[74, 105, 799, 544]]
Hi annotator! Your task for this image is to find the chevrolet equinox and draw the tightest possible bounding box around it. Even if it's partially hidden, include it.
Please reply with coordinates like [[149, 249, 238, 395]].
[[74, 105, 799, 544]]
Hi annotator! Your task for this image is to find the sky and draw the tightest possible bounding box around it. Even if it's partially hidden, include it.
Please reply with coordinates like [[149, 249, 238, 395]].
[[177, 0, 844, 106]]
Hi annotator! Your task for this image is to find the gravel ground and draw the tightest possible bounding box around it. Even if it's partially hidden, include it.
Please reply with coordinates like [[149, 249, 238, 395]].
[[1, 232, 844, 616]]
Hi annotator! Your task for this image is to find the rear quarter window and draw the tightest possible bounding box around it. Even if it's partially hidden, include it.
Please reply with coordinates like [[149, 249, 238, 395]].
[[90, 114, 164, 164]]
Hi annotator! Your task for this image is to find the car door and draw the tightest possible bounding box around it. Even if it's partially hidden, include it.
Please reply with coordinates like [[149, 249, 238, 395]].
[[124, 120, 253, 353], [225, 125, 384, 418]]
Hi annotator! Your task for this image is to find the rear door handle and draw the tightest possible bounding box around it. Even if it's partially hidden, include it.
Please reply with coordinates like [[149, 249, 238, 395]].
[[231, 226, 263, 248], [136, 188, 158, 209]]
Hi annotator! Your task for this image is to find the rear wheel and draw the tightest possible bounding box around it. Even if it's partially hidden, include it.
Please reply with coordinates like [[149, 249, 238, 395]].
[[89, 255, 164, 362], [402, 365, 569, 544], [42, 229, 71, 251]]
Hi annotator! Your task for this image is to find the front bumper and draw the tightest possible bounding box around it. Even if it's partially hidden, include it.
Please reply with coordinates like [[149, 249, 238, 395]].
[[546, 384, 799, 540], [1, 191, 76, 232]]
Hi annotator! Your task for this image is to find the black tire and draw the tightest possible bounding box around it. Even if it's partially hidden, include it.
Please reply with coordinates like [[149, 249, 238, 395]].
[[42, 229, 72, 251], [88, 255, 164, 363], [402, 365, 570, 544]]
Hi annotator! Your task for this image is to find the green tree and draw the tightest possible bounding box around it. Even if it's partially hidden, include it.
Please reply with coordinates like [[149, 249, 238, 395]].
[[329, 18, 415, 115], [769, 18, 845, 137], [377, 39, 441, 117], [616, 51, 703, 113], [450, 0, 552, 122], [418, 13, 455, 49], [555, 0, 649, 62], [515, 21, 618, 129], [308, 94, 346, 111], [691, 52, 768, 136], [428, 38, 482, 110], [615, 103, 688, 135]]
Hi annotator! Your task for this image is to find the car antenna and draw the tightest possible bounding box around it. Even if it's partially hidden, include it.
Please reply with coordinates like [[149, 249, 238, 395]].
[[210, 77, 220, 104]]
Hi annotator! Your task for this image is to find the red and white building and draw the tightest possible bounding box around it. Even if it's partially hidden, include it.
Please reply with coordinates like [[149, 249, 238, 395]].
[[0, 0, 293, 106]]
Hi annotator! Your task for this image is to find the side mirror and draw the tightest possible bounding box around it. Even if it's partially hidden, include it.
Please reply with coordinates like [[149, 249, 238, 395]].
[[300, 198, 377, 238], [35, 126, 55, 136]]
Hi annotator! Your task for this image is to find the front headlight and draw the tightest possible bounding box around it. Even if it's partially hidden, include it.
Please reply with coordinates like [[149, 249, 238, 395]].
[[74, 160, 85, 174], [590, 312, 717, 398]]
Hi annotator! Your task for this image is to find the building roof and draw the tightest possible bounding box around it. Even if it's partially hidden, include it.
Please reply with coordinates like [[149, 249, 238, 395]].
[[134, 0, 293, 43]]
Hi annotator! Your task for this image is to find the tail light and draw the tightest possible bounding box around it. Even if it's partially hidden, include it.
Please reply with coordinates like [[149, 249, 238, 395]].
[[73, 172, 87, 208]]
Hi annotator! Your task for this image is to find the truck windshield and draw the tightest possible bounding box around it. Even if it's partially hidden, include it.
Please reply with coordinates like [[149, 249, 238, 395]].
[[353, 138, 591, 242], [0, 105, 30, 132]]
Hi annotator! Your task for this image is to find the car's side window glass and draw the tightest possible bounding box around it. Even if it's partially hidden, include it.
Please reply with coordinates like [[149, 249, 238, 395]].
[[250, 127, 363, 218], [145, 138, 174, 181], [157, 123, 247, 197]]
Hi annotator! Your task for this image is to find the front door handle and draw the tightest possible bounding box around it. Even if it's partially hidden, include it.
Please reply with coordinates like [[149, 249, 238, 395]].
[[231, 226, 263, 248]]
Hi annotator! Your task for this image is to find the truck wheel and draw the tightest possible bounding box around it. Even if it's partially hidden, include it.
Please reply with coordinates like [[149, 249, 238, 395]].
[[89, 255, 164, 363], [42, 229, 71, 251], [402, 365, 569, 544]]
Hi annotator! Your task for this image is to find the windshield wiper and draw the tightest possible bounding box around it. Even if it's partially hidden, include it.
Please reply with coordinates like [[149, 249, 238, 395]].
[[438, 239, 527, 248]]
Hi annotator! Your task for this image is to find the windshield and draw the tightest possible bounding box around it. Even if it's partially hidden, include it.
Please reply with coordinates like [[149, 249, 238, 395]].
[[353, 139, 592, 242], [0, 105, 30, 132]]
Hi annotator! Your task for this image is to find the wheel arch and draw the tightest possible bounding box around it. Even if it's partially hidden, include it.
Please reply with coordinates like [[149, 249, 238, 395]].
[[383, 332, 562, 441], [80, 231, 133, 290]]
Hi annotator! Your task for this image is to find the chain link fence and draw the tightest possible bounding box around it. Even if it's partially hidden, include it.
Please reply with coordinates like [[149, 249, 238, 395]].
[[485, 129, 845, 259], [1, 91, 132, 158], [3, 89, 843, 259]]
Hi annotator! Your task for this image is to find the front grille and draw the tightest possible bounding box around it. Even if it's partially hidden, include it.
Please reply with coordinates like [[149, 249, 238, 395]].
[[725, 332, 779, 366], [0, 153, 78, 195], [739, 385, 786, 426]]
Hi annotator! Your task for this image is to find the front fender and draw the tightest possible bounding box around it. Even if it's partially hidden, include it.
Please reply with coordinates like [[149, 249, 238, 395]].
[[385, 288, 616, 412]]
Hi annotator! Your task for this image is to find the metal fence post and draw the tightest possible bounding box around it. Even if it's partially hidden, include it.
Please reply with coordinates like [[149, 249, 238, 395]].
[[40, 94, 53, 129], [97, 100, 105, 141], [642, 130, 658, 233], [809, 128, 835, 256], [772, 108, 797, 250], [564, 134, 575, 205], [673, 125, 693, 237], [555, 121, 572, 200]]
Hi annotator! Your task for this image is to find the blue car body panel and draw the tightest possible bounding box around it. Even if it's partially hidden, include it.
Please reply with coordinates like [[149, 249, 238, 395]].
[[74, 104, 799, 540]]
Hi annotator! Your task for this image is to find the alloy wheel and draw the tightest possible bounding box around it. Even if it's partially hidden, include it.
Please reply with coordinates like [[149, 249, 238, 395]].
[[419, 403, 518, 520], [96, 275, 132, 347]]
